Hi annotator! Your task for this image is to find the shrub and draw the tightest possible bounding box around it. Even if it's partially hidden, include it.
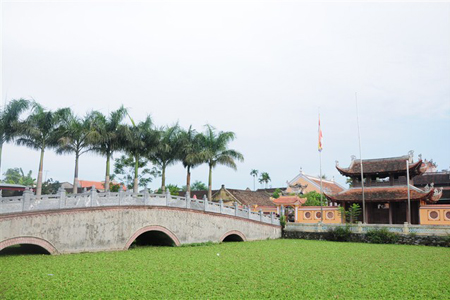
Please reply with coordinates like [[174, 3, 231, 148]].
[[280, 215, 287, 228], [365, 228, 398, 244], [326, 225, 352, 242]]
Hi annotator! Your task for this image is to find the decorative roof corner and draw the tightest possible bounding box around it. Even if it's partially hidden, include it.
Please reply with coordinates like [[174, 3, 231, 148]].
[[335, 160, 339, 167], [351, 155, 356, 162]]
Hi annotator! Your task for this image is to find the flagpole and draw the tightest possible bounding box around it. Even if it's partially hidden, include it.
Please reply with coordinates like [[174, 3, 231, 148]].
[[355, 92, 366, 224], [319, 149, 324, 222], [406, 159, 411, 224], [318, 110, 324, 222]]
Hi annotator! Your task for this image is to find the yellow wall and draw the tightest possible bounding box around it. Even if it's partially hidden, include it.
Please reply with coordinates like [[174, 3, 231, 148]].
[[419, 205, 450, 225], [296, 207, 342, 224]]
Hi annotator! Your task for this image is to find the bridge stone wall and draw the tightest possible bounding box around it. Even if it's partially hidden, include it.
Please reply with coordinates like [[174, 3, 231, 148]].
[[0, 206, 281, 254]]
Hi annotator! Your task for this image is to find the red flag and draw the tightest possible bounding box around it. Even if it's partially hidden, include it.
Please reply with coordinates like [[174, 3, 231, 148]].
[[318, 115, 323, 152]]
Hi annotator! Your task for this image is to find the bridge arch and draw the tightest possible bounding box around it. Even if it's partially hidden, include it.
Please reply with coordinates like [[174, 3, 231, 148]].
[[0, 237, 58, 255], [220, 230, 247, 242], [124, 225, 181, 249]]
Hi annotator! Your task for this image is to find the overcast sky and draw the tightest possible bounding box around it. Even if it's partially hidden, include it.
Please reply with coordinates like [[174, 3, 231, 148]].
[[1, 1, 449, 191]]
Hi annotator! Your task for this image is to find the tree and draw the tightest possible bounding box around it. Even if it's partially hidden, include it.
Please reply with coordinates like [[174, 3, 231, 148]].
[[301, 191, 327, 206], [41, 178, 61, 195], [147, 125, 180, 193], [191, 180, 207, 191], [55, 110, 97, 193], [90, 107, 127, 191], [113, 154, 161, 190], [16, 103, 69, 197], [338, 203, 361, 224], [258, 172, 271, 189], [0, 99, 30, 172], [250, 169, 258, 191], [178, 126, 205, 195], [121, 115, 159, 193], [2, 168, 35, 186], [272, 188, 281, 199], [156, 184, 181, 195], [200, 125, 244, 200]]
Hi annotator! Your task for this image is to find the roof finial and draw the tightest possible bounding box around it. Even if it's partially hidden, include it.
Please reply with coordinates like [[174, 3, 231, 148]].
[[351, 155, 356, 161], [418, 154, 422, 160], [299, 167, 303, 174], [335, 160, 339, 167], [408, 150, 414, 162]]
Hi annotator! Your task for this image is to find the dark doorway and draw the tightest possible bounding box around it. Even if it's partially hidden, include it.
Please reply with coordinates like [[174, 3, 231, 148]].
[[130, 231, 176, 248], [222, 234, 244, 242], [0, 244, 50, 256]]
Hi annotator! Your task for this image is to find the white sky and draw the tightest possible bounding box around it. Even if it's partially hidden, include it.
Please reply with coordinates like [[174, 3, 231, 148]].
[[1, 1, 450, 191]]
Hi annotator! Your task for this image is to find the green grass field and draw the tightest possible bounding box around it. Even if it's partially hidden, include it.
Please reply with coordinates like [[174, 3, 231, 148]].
[[1, 239, 449, 299]]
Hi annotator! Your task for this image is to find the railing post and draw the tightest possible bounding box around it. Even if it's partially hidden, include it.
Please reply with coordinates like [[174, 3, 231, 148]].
[[403, 222, 409, 234], [166, 189, 171, 206], [144, 188, 149, 206], [203, 195, 208, 211], [219, 199, 223, 213], [259, 209, 263, 222], [119, 186, 124, 206], [185, 192, 190, 209], [90, 186, 97, 207], [58, 187, 65, 209], [357, 221, 363, 233], [271, 212, 274, 224], [248, 205, 251, 219], [23, 187, 32, 211], [234, 202, 238, 216]]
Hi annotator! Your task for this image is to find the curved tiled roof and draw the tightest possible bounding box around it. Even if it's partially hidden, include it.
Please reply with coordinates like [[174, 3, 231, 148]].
[[272, 196, 305, 206], [324, 186, 441, 203], [336, 156, 426, 177]]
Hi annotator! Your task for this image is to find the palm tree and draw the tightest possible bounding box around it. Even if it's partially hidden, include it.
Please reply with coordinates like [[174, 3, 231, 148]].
[[250, 169, 258, 191], [91, 106, 127, 191], [121, 115, 158, 193], [55, 110, 97, 194], [0, 98, 30, 172], [147, 124, 180, 193], [178, 126, 205, 195], [16, 103, 69, 197], [259, 172, 271, 189], [200, 125, 244, 200]]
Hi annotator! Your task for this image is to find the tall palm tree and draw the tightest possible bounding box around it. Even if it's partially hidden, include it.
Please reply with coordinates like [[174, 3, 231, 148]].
[[178, 126, 205, 195], [259, 172, 271, 189], [16, 103, 69, 197], [147, 124, 180, 193], [250, 169, 259, 191], [0, 98, 30, 172], [91, 106, 127, 191], [121, 115, 158, 193], [201, 125, 244, 200], [55, 110, 97, 194]]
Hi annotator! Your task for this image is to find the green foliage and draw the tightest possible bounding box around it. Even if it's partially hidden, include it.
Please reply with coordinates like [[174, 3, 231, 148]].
[[279, 215, 287, 228], [301, 191, 327, 206], [191, 180, 207, 191], [109, 183, 121, 192], [1, 240, 450, 299], [272, 188, 281, 199], [339, 204, 362, 224], [113, 154, 161, 189], [258, 172, 271, 188], [2, 168, 35, 186], [326, 225, 352, 242], [365, 228, 399, 244], [41, 178, 61, 195], [156, 184, 181, 195]]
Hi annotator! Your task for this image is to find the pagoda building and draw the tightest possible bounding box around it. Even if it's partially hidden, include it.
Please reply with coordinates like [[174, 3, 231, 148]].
[[324, 152, 443, 224]]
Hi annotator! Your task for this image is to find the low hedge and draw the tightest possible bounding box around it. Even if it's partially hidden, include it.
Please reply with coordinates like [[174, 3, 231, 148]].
[[283, 227, 450, 247]]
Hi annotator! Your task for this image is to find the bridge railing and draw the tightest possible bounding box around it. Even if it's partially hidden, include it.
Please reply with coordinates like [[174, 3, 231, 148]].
[[0, 187, 280, 226]]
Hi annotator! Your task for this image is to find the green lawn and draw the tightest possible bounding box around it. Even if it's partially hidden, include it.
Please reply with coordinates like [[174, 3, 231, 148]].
[[1, 239, 449, 299]]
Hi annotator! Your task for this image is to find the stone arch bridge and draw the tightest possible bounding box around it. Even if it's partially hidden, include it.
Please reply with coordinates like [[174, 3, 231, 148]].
[[0, 189, 281, 254]]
